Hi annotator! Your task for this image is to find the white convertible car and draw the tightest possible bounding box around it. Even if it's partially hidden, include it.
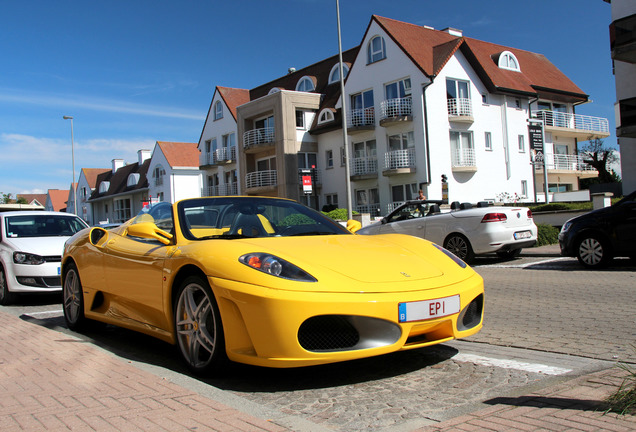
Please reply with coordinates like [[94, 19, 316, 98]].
[[357, 200, 538, 263]]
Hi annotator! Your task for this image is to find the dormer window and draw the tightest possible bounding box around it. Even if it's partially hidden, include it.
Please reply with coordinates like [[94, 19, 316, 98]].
[[498, 51, 520, 72], [98, 181, 110, 194], [317, 109, 335, 125], [268, 87, 281, 95], [367, 35, 386, 64], [296, 76, 315, 92], [127, 173, 140, 187], [214, 101, 223, 120], [329, 63, 350, 84]]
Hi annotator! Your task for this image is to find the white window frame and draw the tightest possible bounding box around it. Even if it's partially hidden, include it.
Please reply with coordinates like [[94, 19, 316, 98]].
[[318, 109, 335, 124], [296, 76, 315, 92], [328, 63, 349, 84], [127, 173, 140, 187], [367, 35, 386, 64], [214, 101, 223, 120], [518, 135, 525, 153], [498, 51, 520, 72], [485, 131, 492, 151], [114, 198, 132, 223], [326, 150, 334, 169], [521, 180, 528, 198]]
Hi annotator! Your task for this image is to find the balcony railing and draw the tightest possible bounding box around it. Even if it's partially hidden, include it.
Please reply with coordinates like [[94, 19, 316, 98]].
[[214, 146, 236, 163], [531, 110, 609, 135], [447, 98, 472, 117], [155, 177, 163, 186], [350, 156, 378, 176], [537, 154, 597, 172], [246, 170, 277, 189], [355, 204, 381, 217], [451, 147, 476, 168], [243, 127, 275, 149], [348, 107, 375, 128], [205, 183, 239, 196], [385, 148, 415, 170], [386, 201, 405, 214], [380, 97, 412, 119]]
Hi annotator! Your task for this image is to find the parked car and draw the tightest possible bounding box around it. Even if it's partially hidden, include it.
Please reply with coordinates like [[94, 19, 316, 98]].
[[559, 191, 636, 268], [0, 211, 89, 305], [61, 196, 484, 374], [357, 200, 538, 263]]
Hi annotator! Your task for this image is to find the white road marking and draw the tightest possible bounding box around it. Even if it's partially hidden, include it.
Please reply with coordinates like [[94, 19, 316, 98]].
[[453, 353, 572, 375], [476, 257, 571, 268]]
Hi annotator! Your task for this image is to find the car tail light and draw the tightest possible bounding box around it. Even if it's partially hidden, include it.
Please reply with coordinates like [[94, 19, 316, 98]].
[[481, 213, 507, 223], [527, 209, 533, 218]]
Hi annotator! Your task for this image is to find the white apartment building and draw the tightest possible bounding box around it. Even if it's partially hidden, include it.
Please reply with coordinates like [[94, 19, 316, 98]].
[[608, 0, 636, 194], [199, 15, 610, 216]]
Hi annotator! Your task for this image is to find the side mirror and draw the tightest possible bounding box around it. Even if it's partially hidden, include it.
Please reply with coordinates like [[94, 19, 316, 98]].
[[89, 227, 108, 247], [346, 219, 362, 233], [127, 222, 173, 245], [380, 218, 387, 225]]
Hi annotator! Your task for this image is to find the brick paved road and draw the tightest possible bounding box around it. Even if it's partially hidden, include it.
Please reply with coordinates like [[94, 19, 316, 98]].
[[471, 258, 636, 364]]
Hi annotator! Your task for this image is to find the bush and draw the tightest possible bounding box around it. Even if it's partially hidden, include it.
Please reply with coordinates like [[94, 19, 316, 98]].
[[605, 356, 636, 415], [536, 223, 559, 246], [323, 208, 358, 221]]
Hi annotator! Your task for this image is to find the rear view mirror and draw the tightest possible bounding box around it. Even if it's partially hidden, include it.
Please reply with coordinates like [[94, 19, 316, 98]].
[[127, 222, 173, 245]]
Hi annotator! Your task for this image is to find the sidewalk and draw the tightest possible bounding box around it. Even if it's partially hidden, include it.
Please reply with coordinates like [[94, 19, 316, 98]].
[[1, 308, 634, 431], [521, 243, 562, 257]]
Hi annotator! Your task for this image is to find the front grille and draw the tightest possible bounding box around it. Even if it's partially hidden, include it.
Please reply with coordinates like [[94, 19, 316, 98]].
[[458, 294, 483, 331], [298, 315, 360, 351], [43, 256, 62, 263], [16, 276, 61, 288]]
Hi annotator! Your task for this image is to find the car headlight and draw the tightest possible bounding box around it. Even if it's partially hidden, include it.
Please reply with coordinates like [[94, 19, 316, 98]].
[[432, 243, 467, 268], [13, 252, 46, 265], [239, 253, 317, 282], [560, 221, 572, 234]]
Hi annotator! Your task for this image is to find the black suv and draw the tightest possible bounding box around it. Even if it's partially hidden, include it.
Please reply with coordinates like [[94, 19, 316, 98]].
[[559, 191, 636, 268]]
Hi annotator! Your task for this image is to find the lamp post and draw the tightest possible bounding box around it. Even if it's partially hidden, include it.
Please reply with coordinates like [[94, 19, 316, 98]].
[[63, 116, 77, 215]]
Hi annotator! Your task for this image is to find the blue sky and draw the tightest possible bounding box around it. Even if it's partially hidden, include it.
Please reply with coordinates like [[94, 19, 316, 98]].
[[0, 0, 614, 196]]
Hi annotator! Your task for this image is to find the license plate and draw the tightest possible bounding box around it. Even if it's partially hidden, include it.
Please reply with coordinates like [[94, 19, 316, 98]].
[[514, 230, 532, 240], [57, 266, 61, 275], [398, 295, 460, 323]]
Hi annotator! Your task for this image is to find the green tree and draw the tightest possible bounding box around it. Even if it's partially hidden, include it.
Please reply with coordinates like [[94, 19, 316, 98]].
[[579, 138, 620, 184], [1, 192, 14, 204]]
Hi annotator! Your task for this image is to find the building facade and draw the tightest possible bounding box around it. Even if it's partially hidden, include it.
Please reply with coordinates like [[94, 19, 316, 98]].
[[147, 141, 202, 203]]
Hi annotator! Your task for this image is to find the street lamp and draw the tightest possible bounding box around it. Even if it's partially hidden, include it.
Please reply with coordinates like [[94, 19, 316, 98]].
[[63, 116, 77, 215]]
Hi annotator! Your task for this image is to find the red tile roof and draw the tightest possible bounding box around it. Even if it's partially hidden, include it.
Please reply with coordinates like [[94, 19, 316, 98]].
[[217, 87, 250, 121], [81, 168, 110, 188], [47, 189, 69, 212], [17, 194, 47, 206], [157, 142, 199, 168], [373, 15, 587, 102]]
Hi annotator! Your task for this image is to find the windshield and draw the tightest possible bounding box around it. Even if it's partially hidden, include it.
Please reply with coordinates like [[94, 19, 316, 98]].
[[178, 197, 350, 240], [4, 215, 88, 238], [132, 202, 174, 232]]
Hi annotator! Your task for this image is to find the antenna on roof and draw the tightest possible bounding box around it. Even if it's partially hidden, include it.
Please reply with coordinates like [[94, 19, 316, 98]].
[[288, 67, 296, 74]]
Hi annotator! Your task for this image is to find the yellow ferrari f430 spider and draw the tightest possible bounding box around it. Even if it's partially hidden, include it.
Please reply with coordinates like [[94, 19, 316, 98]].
[[62, 197, 483, 375]]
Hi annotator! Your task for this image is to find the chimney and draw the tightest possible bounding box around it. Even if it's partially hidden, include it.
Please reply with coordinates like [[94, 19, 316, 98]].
[[112, 159, 125, 174], [442, 27, 463, 37], [138, 149, 152, 165]]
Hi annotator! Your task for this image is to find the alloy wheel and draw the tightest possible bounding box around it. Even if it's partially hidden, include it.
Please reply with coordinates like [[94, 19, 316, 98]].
[[578, 237, 605, 267]]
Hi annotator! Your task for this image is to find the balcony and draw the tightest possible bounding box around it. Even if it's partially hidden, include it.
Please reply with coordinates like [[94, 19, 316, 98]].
[[386, 201, 405, 214], [447, 98, 474, 123], [214, 146, 236, 164], [348, 107, 375, 134], [531, 110, 610, 140], [243, 127, 275, 152], [355, 204, 381, 217], [204, 183, 239, 197], [383, 148, 416, 176], [245, 170, 277, 191], [379, 97, 412, 127], [535, 154, 597, 175], [350, 156, 378, 180], [610, 13, 636, 64], [451, 148, 477, 172]]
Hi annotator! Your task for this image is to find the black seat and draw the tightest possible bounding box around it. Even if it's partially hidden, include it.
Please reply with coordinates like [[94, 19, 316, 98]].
[[229, 213, 266, 237], [477, 201, 490, 208], [460, 202, 473, 210], [427, 204, 441, 215], [450, 201, 461, 210]]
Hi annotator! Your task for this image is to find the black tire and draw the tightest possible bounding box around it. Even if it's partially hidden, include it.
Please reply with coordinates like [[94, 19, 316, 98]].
[[576, 235, 611, 269], [444, 234, 475, 264], [174, 276, 226, 375], [496, 249, 522, 260], [62, 263, 87, 330], [0, 265, 16, 306]]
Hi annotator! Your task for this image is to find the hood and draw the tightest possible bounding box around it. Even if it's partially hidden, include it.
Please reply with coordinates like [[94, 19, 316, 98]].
[[2, 236, 69, 256]]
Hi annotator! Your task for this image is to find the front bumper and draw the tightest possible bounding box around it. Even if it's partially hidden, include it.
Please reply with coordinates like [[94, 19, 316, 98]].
[[5, 261, 63, 293], [209, 273, 484, 368]]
